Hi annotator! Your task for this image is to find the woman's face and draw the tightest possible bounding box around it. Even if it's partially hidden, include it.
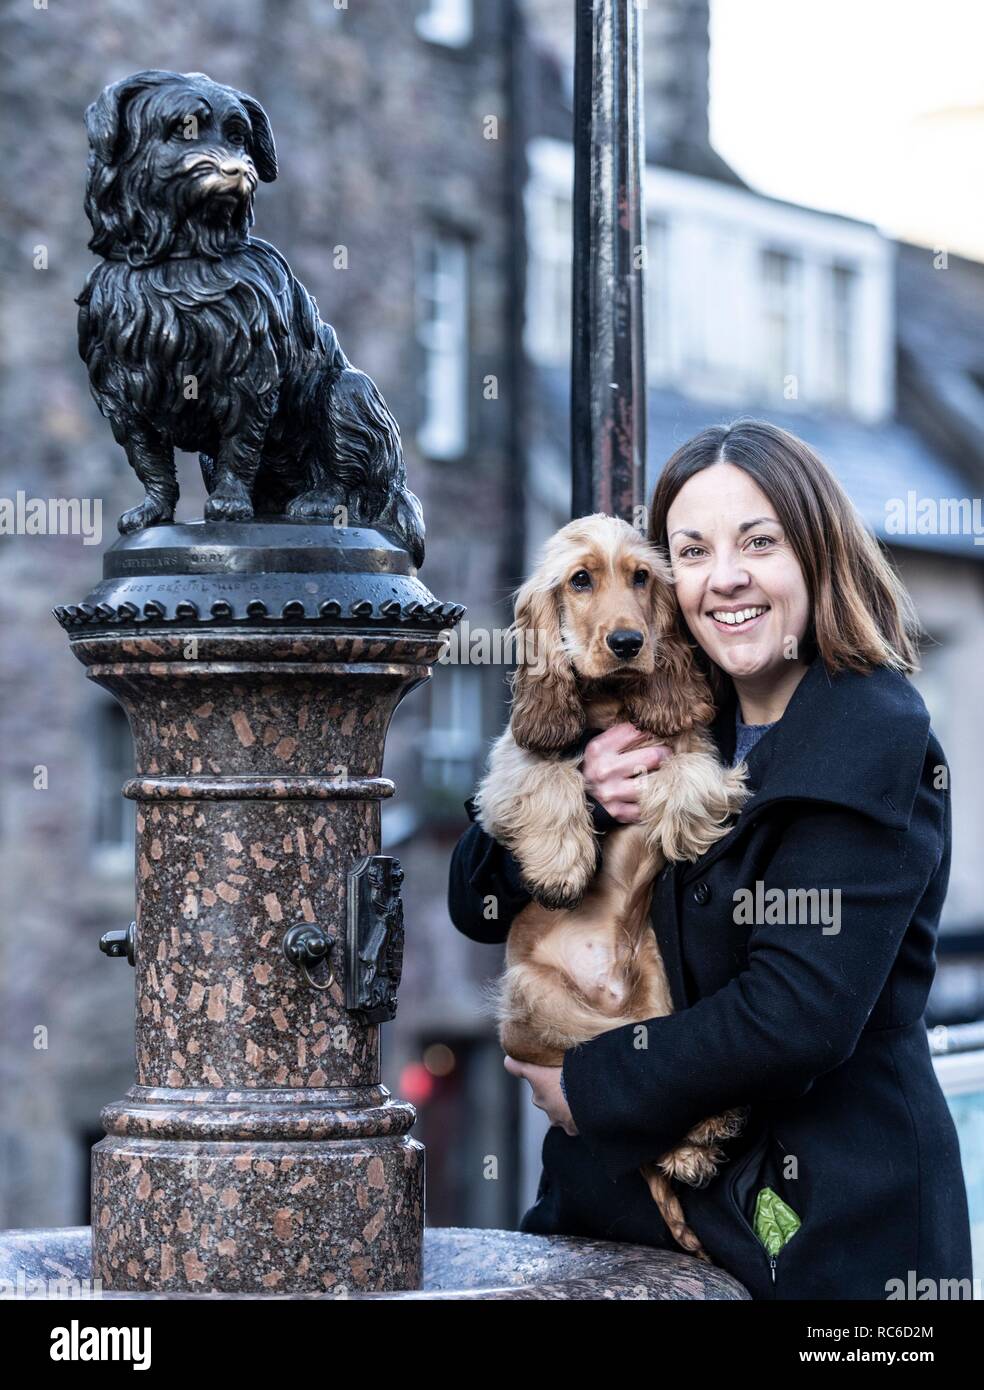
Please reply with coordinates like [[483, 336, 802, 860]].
[[665, 462, 811, 684]]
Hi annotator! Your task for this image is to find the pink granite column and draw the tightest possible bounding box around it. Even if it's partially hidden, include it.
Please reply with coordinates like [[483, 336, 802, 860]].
[[69, 627, 443, 1294]]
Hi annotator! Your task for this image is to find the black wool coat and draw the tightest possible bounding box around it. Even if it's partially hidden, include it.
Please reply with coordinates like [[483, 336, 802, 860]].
[[446, 655, 974, 1300]]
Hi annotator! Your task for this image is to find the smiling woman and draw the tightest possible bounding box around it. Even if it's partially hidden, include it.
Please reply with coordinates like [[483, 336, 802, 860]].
[[652, 419, 920, 724], [448, 416, 974, 1301]]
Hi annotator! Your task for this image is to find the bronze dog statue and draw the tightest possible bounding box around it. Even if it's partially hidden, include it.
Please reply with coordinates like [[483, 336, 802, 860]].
[[77, 69, 424, 564]]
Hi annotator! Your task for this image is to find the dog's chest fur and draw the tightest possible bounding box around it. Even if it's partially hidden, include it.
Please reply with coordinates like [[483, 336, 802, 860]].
[[513, 822, 669, 1015], [505, 695, 672, 1019], [78, 240, 329, 449]]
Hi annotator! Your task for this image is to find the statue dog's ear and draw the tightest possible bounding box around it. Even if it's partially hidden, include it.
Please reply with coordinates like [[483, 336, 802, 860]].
[[232, 88, 278, 183], [84, 69, 174, 167], [84, 70, 183, 257]]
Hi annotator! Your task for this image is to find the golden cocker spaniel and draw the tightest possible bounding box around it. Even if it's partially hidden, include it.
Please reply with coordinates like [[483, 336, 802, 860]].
[[473, 513, 750, 1257]]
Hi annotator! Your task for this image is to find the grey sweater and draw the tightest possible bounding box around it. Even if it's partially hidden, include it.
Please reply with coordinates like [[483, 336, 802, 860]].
[[733, 707, 777, 767]]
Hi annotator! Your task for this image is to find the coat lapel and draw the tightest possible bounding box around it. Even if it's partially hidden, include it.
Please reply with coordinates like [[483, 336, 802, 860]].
[[655, 724, 781, 1009], [655, 656, 931, 1010], [676, 654, 932, 887]]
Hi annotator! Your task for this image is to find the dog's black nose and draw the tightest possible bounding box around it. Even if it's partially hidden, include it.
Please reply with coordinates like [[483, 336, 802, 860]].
[[607, 629, 644, 661]]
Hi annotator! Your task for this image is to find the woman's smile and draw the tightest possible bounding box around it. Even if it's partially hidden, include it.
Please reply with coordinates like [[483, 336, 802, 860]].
[[706, 602, 771, 635]]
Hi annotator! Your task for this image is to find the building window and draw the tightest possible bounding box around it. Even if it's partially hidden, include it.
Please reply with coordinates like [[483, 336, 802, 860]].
[[415, 231, 469, 460], [828, 263, 856, 410], [420, 665, 482, 797], [416, 0, 473, 49], [760, 248, 803, 402], [525, 187, 572, 366], [646, 217, 670, 381], [93, 701, 134, 872]]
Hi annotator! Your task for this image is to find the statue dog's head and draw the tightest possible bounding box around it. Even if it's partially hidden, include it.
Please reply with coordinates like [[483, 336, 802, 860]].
[[83, 69, 278, 267]]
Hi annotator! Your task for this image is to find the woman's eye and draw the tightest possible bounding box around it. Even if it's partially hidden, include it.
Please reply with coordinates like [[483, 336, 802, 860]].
[[747, 536, 775, 551], [632, 569, 648, 587], [678, 545, 704, 560], [570, 570, 592, 591]]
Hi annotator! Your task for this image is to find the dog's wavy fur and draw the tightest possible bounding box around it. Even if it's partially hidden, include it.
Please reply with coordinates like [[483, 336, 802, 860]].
[[77, 69, 424, 563], [474, 514, 750, 1257]]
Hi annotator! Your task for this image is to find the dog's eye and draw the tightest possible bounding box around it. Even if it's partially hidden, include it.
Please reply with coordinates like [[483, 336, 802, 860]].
[[569, 569, 592, 592], [633, 569, 649, 587], [169, 109, 207, 141], [226, 125, 247, 146]]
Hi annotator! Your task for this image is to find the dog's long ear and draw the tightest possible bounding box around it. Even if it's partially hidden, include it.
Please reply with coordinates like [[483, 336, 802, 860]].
[[509, 575, 584, 754], [233, 89, 278, 182], [84, 70, 173, 167], [84, 71, 179, 256], [624, 556, 715, 738]]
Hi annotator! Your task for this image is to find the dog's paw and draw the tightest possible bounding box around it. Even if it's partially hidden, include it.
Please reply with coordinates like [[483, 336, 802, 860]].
[[658, 1142, 726, 1188], [205, 479, 254, 523], [662, 808, 733, 862], [642, 774, 746, 862], [525, 856, 597, 911], [118, 495, 175, 534], [528, 878, 588, 912], [520, 835, 599, 911], [713, 1105, 749, 1141], [286, 490, 345, 522], [637, 751, 752, 863]]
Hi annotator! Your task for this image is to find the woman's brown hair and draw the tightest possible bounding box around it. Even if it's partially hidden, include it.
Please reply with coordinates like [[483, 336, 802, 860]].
[[647, 419, 922, 699]]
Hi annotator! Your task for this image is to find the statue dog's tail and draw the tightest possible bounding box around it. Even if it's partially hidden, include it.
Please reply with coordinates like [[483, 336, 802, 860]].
[[328, 365, 426, 569]]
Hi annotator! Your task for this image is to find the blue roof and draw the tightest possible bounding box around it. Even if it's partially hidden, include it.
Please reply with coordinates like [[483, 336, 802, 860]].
[[535, 368, 984, 560]]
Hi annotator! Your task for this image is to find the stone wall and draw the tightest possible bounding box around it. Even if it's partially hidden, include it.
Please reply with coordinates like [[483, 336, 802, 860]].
[[0, 0, 524, 1227]]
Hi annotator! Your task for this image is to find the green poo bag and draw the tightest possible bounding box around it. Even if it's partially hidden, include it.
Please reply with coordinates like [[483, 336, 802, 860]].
[[753, 1186, 801, 1257]]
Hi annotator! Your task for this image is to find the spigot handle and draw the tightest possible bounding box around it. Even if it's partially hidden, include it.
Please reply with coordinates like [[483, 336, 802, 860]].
[[100, 920, 136, 966], [282, 924, 336, 991]]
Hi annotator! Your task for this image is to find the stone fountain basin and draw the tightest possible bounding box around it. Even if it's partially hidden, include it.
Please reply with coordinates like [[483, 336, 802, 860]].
[[0, 1226, 748, 1300]]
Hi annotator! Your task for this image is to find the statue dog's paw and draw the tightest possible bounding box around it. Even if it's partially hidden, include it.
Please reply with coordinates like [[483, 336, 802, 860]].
[[205, 479, 254, 523], [118, 495, 175, 534], [286, 490, 345, 522]]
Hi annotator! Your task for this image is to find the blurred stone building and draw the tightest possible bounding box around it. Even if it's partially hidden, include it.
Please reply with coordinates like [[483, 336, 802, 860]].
[[1, 0, 982, 1238], [0, 0, 528, 1231]]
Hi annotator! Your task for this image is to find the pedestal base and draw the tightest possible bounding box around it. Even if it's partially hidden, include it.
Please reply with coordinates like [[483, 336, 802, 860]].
[[1, 1225, 751, 1300], [91, 1085, 422, 1293]]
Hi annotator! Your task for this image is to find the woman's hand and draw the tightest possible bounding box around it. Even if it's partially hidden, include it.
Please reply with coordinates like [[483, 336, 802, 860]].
[[503, 1057, 578, 1136], [582, 722, 672, 824]]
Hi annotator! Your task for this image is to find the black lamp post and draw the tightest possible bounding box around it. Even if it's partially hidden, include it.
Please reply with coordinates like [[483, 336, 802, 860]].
[[571, 0, 648, 523]]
